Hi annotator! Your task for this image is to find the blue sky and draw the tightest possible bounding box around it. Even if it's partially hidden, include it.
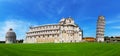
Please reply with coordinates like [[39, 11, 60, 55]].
[[0, 0, 120, 40]]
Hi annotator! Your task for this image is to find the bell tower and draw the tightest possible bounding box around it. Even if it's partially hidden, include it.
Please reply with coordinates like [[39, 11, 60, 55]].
[[96, 16, 105, 42]]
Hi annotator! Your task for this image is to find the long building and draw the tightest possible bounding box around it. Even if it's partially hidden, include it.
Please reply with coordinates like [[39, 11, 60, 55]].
[[25, 17, 83, 43], [104, 36, 120, 42]]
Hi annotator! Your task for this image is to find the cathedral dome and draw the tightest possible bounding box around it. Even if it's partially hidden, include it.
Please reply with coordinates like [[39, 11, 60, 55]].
[[6, 28, 16, 38], [59, 18, 65, 24], [65, 17, 74, 24], [59, 17, 75, 25], [60, 18, 65, 22], [6, 28, 16, 43]]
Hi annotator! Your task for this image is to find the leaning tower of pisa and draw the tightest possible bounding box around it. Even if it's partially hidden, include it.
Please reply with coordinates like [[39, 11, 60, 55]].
[[96, 16, 105, 42]]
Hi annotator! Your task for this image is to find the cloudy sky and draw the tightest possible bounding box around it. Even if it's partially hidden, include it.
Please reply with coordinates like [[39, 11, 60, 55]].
[[0, 0, 120, 40]]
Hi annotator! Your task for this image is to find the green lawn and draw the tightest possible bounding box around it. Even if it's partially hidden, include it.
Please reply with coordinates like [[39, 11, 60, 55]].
[[0, 43, 120, 56]]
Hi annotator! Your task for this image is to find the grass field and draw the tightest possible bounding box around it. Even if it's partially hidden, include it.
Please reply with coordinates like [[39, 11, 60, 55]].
[[0, 43, 120, 56]]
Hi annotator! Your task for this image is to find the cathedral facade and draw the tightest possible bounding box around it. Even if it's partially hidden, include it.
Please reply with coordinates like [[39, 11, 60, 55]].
[[25, 17, 83, 43]]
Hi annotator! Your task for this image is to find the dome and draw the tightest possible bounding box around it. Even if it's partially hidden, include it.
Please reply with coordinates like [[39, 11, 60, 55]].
[[59, 17, 75, 25], [5, 28, 16, 43], [59, 18, 65, 25], [6, 28, 16, 38], [60, 18, 65, 22], [65, 17, 74, 24]]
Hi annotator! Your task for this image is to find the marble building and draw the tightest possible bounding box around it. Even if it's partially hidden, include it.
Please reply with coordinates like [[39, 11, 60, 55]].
[[25, 17, 83, 43], [96, 16, 105, 42], [6, 28, 16, 43]]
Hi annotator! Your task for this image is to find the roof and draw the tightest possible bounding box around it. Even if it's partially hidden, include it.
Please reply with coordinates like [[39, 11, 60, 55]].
[[30, 23, 58, 28], [6, 28, 16, 38], [98, 16, 105, 20]]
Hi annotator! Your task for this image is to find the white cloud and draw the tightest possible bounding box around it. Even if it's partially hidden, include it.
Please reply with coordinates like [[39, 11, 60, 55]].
[[0, 19, 35, 41], [105, 31, 120, 36], [106, 14, 120, 24], [111, 26, 120, 29], [58, 6, 64, 15], [106, 20, 120, 24]]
